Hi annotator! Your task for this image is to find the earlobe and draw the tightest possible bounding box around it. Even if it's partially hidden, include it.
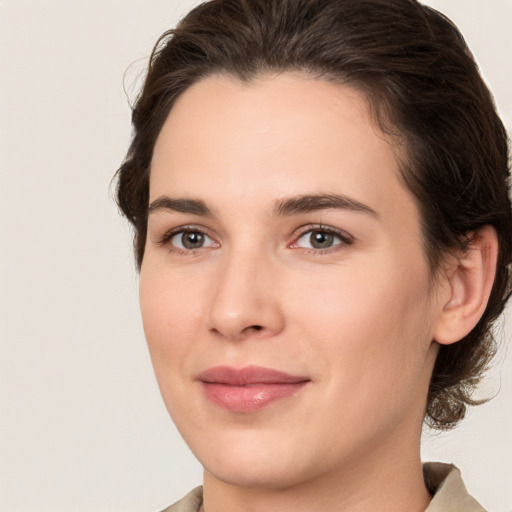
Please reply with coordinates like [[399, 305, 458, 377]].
[[433, 225, 498, 346]]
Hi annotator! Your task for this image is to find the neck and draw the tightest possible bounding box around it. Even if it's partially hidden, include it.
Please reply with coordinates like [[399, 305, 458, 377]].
[[202, 432, 431, 512]]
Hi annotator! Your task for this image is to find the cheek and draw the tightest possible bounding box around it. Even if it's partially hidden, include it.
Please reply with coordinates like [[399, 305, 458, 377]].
[[138, 264, 209, 423], [288, 257, 433, 384], [139, 264, 205, 370]]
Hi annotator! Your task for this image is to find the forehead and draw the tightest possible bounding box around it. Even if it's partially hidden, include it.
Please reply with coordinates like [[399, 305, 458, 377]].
[[150, 72, 412, 223]]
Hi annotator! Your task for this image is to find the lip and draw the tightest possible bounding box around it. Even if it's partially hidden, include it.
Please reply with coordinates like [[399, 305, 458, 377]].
[[197, 365, 310, 412]]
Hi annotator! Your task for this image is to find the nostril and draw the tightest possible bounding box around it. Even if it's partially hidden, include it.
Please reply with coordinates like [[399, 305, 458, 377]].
[[250, 325, 263, 331]]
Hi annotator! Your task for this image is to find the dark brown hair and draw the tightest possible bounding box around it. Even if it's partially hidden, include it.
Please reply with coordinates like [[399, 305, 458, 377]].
[[116, 0, 512, 429]]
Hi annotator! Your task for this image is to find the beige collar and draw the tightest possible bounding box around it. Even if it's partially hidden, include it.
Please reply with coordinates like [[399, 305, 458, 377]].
[[423, 462, 486, 512]]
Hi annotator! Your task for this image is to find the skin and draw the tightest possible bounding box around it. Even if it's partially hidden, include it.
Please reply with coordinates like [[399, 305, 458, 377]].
[[139, 73, 492, 512]]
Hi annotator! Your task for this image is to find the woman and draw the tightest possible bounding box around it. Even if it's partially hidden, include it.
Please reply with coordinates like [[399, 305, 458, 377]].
[[116, 0, 512, 510]]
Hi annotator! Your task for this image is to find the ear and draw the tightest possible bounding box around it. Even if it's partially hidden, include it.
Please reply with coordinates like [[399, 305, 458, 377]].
[[433, 225, 498, 345]]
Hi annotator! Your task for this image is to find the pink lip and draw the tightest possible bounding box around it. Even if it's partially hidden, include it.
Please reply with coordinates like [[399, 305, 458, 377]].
[[197, 365, 310, 412]]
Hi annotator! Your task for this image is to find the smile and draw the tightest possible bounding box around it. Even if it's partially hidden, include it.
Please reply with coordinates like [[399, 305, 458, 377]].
[[197, 365, 310, 412]]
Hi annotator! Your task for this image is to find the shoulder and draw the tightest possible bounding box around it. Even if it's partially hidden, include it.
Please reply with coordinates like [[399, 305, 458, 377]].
[[423, 462, 487, 512], [159, 486, 203, 512]]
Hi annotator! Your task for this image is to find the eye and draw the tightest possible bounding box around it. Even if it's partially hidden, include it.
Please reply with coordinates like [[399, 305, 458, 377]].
[[293, 227, 351, 251], [169, 229, 216, 250]]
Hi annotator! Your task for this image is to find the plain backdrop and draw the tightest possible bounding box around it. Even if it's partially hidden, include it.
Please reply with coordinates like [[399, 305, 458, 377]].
[[0, 1, 511, 511]]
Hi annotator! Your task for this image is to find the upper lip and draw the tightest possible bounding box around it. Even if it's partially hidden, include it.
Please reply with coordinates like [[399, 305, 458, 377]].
[[197, 365, 310, 385]]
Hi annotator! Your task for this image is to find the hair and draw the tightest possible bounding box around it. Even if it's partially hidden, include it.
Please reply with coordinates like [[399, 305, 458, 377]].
[[116, 0, 512, 429]]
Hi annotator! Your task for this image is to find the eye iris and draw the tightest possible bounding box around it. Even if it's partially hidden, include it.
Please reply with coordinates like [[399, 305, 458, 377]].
[[310, 231, 334, 249], [182, 231, 204, 249]]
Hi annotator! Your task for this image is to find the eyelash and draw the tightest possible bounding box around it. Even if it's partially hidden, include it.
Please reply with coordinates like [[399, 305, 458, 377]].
[[156, 224, 353, 255], [156, 225, 218, 256], [291, 224, 354, 254]]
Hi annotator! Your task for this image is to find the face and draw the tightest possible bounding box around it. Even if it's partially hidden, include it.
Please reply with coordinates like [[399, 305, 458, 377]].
[[140, 73, 443, 489]]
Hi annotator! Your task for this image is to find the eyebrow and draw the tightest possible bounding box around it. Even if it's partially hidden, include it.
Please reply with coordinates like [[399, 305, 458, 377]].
[[274, 193, 378, 217], [147, 193, 377, 218], [148, 196, 213, 217]]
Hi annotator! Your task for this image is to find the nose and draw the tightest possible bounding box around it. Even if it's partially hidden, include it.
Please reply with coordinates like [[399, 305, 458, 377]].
[[207, 248, 285, 341]]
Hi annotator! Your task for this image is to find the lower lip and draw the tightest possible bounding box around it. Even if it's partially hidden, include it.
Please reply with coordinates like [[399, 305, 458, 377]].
[[201, 382, 308, 412]]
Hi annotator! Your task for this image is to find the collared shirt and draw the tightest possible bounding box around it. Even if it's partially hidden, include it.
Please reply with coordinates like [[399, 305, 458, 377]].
[[423, 462, 485, 512], [160, 463, 486, 512]]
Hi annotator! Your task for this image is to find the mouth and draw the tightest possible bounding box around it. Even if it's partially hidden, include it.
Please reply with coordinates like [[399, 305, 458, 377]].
[[197, 365, 310, 412]]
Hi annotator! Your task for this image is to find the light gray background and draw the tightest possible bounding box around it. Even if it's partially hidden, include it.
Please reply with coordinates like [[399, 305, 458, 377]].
[[0, 1, 510, 511]]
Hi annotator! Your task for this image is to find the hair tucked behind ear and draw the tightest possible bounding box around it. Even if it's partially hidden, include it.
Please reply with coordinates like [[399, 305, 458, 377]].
[[116, 0, 512, 429]]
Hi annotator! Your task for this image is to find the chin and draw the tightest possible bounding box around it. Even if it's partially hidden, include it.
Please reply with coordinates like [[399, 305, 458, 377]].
[[204, 456, 307, 490], [190, 428, 316, 489]]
